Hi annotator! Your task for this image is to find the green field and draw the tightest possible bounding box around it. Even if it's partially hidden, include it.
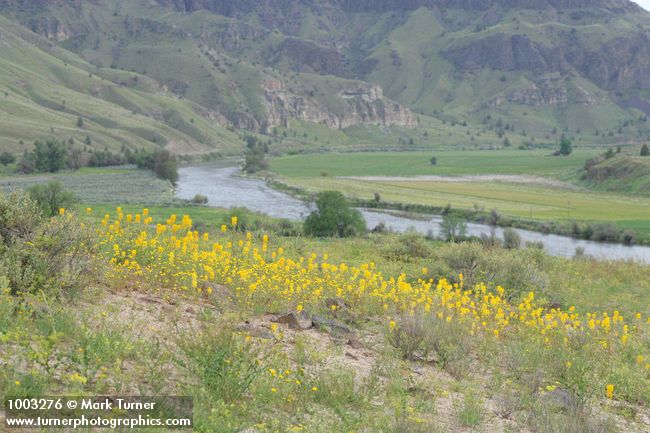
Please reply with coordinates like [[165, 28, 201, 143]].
[[270, 149, 603, 177], [270, 150, 650, 241], [0, 167, 175, 205]]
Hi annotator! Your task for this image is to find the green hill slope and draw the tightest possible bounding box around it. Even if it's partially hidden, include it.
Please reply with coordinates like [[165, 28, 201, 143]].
[[0, 14, 242, 154], [1, 0, 650, 152]]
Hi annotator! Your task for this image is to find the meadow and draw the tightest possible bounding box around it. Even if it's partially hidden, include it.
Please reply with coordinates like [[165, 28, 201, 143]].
[[0, 166, 176, 205], [2, 202, 649, 433], [270, 149, 603, 178], [270, 149, 650, 242]]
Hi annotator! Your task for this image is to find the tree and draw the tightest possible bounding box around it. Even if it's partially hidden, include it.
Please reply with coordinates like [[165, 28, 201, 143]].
[[430, 156, 437, 165], [68, 148, 84, 170], [33, 139, 68, 173], [558, 137, 573, 156], [0, 151, 15, 166], [603, 148, 616, 159], [133, 149, 178, 185], [439, 212, 467, 241], [304, 191, 365, 237], [27, 182, 77, 216], [243, 145, 268, 173], [153, 150, 178, 185], [641, 144, 650, 157], [242, 135, 269, 174], [502, 137, 511, 147], [76, 116, 84, 128]]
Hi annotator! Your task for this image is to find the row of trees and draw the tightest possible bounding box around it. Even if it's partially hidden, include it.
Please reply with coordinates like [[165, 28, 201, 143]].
[[12, 139, 178, 184]]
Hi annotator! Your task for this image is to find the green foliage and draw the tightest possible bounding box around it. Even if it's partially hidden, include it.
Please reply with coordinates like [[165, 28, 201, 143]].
[[191, 194, 208, 204], [242, 135, 269, 174], [0, 151, 15, 166], [502, 228, 521, 249], [457, 392, 484, 428], [439, 213, 467, 241], [433, 242, 549, 300], [181, 323, 269, 403], [430, 156, 437, 165], [304, 191, 365, 237], [0, 191, 95, 296], [641, 144, 649, 157], [21, 139, 68, 173], [134, 149, 179, 185], [382, 231, 433, 262], [27, 182, 77, 217], [559, 137, 573, 156]]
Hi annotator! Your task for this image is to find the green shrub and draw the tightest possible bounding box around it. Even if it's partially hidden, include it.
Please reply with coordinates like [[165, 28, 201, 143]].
[[502, 228, 521, 249], [180, 324, 269, 403], [641, 143, 649, 156], [134, 149, 178, 185], [433, 242, 548, 300], [0, 190, 42, 242], [34, 139, 68, 173], [439, 212, 467, 241], [0, 191, 94, 296], [304, 191, 365, 237], [191, 194, 208, 205], [382, 231, 433, 262], [27, 182, 77, 217], [0, 151, 15, 166]]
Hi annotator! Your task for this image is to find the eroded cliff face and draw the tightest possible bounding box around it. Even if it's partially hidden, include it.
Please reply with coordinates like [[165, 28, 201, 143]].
[[259, 80, 417, 132]]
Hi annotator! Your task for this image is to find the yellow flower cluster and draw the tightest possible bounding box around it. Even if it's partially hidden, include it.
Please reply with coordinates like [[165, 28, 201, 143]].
[[95, 208, 650, 381]]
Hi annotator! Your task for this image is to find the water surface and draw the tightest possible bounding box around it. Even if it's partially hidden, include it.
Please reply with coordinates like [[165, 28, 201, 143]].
[[176, 165, 650, 263]]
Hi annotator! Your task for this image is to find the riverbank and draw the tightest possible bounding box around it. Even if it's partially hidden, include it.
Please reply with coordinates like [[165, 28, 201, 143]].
[[268, 177, 650, 247], [174, 165, 650, 262]]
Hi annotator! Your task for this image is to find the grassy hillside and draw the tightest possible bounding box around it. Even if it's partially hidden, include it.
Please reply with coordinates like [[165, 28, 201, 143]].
[[0, 15, 243, 155], [1, 0, 649, 150], [580, 155, 650, 196], [2, 199, 650, 432]]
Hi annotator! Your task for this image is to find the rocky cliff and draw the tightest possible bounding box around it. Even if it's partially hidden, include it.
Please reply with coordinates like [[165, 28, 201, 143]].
[[259, 80, 417, 132]]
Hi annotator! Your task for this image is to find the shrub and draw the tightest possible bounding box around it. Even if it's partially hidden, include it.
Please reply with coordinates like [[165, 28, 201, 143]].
[[0, 191, 95, 296], [430, 156, 437, 165], [641, 144, 649, 156], [621, 230, 635, 246], [591, 224, 620, 242], [134, 149, 178, 185], [191, 194, 208, 205], [434, 242, 548, 300], [502, 228, 521, 249], [388, 312, 473, 377], [223, 208, 253, 232], [152, 150, 178, 185], [304, 191, 365, 237], [488, 209, 501, 226], [0, 191, 42, 243], [439, 213, 467, 241], [558, 137, 573, 156], [0, 151, 15, 166], [180, 323, 269, 402], [382, 231, 432, 262], [386, 314, 426, 360], [27, 182, 77, 217], [33, 139, 68, 173]]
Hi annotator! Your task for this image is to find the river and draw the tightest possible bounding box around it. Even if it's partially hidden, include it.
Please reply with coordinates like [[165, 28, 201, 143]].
[[176, 165, 650, 263]]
